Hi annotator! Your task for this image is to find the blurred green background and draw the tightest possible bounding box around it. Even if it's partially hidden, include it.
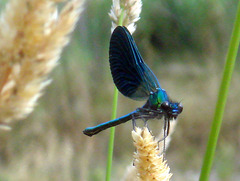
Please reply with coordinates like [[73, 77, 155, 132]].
[[1, 0, 240, 180]]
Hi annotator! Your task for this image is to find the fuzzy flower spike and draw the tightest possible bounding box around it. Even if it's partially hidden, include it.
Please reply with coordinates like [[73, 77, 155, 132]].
[[122, 127, 173, 181], [109, 0, 142, 34], [0, 0, 85, 128]]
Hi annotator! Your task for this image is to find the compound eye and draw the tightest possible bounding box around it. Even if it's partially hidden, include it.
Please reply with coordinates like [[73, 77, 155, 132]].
[[178, 103, 183, 113], [161, 101, 170, 109]]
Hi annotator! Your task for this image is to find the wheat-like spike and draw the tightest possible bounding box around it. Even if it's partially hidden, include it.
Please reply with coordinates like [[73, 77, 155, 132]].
[[122, 127, 173, 181], [122, 120, 177, 180], [0, 0, 85, 128], [133, 127, 172, 181], [109, 0, 142, 34]]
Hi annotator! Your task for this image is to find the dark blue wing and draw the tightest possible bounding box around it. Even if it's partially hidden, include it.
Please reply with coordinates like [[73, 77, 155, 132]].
[[109, 26, 161, 101]]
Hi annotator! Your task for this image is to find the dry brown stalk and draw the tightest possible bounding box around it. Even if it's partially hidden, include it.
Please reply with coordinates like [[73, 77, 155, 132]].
[[0, 0, 84, 128], [109, 0, 142, 34]]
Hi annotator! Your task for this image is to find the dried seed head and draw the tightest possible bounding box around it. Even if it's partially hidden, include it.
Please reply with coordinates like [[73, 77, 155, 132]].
[[0, 0, 85, 127], [109, 0, 142, 34], [128, 127, 172, 181]]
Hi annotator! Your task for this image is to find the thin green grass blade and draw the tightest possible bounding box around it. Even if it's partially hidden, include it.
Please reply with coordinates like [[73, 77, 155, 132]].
[[105, 11, 124, 181], [106, 87, 118, 181], [199, 1, 240, 180]]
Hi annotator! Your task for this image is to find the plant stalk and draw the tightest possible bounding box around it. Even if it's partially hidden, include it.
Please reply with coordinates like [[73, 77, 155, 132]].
[[106, 9, 124, 181], [106, 87, 118, 181], [199, 1, 240, 180]]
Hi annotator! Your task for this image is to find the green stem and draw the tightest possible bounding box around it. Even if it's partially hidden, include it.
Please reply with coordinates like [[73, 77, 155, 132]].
[[106, 87, 118, 181], [199, 1, 240, 181], [118, 9, 124, 26], [105, 10, 124, 181]]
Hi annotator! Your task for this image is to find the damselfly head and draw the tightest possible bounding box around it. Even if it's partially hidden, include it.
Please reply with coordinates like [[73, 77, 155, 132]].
[[160, 101, 183, 119]]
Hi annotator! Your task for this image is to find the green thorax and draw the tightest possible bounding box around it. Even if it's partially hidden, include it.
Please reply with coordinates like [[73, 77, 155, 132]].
[[148, 88, 169, 108]]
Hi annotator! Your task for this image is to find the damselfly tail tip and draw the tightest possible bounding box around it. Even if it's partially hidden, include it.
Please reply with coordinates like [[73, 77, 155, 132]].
[[83, 129, 93, 137]]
